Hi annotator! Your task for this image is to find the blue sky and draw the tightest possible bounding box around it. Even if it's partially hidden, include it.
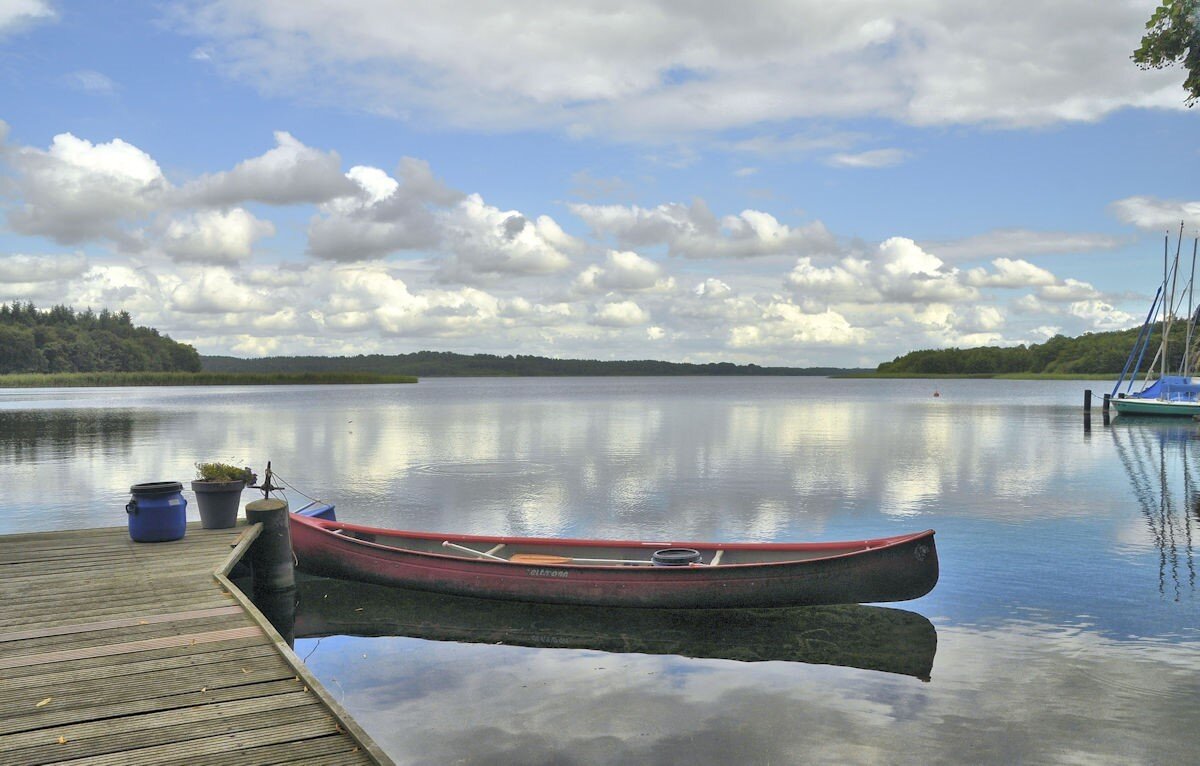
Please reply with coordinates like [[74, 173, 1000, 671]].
[[1, 1, 1198, 366]]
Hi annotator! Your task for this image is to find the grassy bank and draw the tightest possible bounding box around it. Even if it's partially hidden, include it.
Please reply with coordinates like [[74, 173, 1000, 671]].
[[0, 372, 418, 387], [835, 372, 1119, 380]]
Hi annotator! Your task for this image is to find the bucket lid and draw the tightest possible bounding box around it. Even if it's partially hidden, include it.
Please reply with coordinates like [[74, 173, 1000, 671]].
[[130, 481, 184, 495]]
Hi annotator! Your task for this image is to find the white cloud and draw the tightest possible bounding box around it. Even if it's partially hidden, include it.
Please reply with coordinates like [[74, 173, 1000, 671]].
[[574, 250, 673, 293], [593, 299, 650, 327], [1038, 278, 1100, 302], [169, 267, 266, 314], [0, 252, 88, 283], [436, 194, 578, 283], [0, 0, 54, 35], [178, 131, 358, 206], [965, 258, 1057, 288], [5, 131, 167, 245], [730, 304, 867, 348], [571, 200, 836, 259], [64, 70, 117, 94], [826, 148, 909, 168], [176, 1, 1179, 139], [928, 229, 1126, 262], [1111, 196, 1200, 232], [306, 159, 456, 261], [160, 208, 275, 264]]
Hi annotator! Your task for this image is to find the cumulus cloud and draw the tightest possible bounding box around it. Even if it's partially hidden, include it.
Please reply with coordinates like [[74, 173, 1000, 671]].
[[436, 194, 579, 283], [0, 252, 88, 283], [160, 208, 275, 263], [730, 303, 867, 348], [570, 200, 836, 259], [1111, 196, 1200, 232], [5, 131, 167, 245], [573, 250, 673, 293], [175, 1, 1179, 139], [593, 299, 650, 327], [169, 267, 266, 314], [787, 237, 976, 304], [965, 258, 1057, 288], [306, 159, 457, 261], [178, 131, 358, 206]]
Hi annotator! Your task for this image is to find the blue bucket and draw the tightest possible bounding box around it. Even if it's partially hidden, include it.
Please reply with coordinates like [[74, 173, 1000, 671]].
[[127, 481, 187, 542]]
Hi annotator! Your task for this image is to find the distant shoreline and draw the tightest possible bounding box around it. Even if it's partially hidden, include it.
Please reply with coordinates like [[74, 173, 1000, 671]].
[[0, 370, 1127, 388], [0, 372, 419, 388]]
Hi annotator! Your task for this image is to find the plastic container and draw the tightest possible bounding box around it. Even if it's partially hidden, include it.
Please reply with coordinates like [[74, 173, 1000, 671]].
[[126, 481, 187, 542], [651, 548, 702, 566]]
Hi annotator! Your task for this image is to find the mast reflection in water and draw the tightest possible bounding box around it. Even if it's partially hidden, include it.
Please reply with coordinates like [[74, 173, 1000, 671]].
[[1111, 421, 1200, 598], [252, 574, 938, 682]]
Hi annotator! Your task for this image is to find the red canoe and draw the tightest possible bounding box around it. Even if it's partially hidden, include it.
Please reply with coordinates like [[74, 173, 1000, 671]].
[[289, 514, 939, 608]]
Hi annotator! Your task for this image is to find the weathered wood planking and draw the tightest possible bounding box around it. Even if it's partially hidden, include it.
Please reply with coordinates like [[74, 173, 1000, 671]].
[[0, 522, 391, 765]]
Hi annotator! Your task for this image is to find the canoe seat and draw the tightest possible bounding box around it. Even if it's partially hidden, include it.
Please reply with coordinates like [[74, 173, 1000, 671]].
[[510, 553, 572, 565]]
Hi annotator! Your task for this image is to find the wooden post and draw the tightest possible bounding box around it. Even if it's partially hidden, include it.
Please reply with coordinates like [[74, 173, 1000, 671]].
[[245, 498, 295, 592], [1084, 389, 1092, 413], [1103, 393, 1111, 426]]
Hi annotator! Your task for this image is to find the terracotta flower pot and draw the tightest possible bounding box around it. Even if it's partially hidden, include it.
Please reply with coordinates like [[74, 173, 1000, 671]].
[[191, 479, 245, 529]]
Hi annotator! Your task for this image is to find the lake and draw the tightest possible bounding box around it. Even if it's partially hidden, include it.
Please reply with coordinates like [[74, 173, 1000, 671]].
[[2, 377, 1197, 764]]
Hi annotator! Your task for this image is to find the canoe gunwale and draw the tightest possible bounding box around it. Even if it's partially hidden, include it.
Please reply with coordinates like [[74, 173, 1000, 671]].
[[293, 515, 935, 572]]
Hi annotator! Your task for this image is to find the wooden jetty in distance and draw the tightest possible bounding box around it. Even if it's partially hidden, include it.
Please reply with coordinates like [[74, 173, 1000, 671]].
[[0, 522, 391, 765]]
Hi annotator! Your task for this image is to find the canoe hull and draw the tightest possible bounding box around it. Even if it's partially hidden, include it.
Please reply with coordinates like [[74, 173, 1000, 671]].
[[289, 516, 939, 608]]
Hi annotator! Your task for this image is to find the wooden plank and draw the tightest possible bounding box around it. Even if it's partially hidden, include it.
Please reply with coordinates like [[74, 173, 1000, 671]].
[[2, 679, 304, 734], [0, 636, 267, 681], [0, 523, 386, 765], [0, 606, 243, 643], [0, 611, 249, 650], [0, 657, 297, 720], [0, 644, 279, 693], [131, 734, 367, 766], [0, 626, 262, 670], [2, 696, 328, 765]]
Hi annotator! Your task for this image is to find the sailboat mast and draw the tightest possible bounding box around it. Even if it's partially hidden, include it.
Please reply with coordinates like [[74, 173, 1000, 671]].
[[1162, 233, 1170, 380], [1184, 234, 1198, 377]]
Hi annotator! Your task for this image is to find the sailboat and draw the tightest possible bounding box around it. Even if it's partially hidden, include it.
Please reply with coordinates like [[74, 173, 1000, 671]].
[[1112, 225, 1200, 417]]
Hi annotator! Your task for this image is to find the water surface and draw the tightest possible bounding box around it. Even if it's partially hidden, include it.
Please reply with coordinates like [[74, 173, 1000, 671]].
[[2, 377, 1197, 764]]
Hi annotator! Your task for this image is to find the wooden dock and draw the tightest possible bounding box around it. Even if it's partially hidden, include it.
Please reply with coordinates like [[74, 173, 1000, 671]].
[[0, 522, 392, 765]]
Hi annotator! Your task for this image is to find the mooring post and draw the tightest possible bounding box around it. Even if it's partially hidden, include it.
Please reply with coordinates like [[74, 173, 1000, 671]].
[[245, 498, 295, 592], [1084, 389, 1092, 413]]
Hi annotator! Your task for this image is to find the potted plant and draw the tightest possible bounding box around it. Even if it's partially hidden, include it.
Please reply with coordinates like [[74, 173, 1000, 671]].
[[191, 462, 256, 529]]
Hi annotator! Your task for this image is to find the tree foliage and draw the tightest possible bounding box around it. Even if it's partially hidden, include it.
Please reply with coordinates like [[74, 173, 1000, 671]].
[[876, 324, 1189, 375], [0, 303, 201, 375], [1134, 0, 1200, 106]]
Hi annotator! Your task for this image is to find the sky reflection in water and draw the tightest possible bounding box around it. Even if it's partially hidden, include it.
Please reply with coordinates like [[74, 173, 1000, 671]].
[[2, 377, 1198, 764]]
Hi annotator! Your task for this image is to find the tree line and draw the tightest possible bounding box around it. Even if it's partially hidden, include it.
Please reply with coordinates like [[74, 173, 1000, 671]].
[[202, 350, 859, 377], [875, 325, 1185, 375], [0, 303, 201, 374]]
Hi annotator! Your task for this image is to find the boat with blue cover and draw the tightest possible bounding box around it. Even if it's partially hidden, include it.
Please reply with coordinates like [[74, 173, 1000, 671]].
[[1112, 225, 1200, 418]]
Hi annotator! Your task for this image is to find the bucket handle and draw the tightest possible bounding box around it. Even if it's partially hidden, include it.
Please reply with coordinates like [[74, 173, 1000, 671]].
[[126, 499, 137, 515]]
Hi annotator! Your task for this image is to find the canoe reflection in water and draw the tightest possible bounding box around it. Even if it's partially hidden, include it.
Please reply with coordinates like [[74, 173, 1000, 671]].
[[254, 575, 938, 681]]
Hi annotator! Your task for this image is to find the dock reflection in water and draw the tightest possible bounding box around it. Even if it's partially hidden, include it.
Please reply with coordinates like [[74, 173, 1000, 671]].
[[258, 574, 938, 681]]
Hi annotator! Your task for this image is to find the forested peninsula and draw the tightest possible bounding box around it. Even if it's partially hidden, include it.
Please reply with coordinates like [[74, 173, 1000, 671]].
[[0, 303, 201, 374], [874, 327, 1155, 376]]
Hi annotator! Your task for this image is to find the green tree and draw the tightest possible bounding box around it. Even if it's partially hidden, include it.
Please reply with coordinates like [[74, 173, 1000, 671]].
[[1134, 0, 1200, 106]]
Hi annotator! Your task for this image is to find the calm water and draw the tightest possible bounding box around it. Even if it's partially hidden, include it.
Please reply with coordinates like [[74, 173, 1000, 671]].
[[2, 378, 1198, 764]]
